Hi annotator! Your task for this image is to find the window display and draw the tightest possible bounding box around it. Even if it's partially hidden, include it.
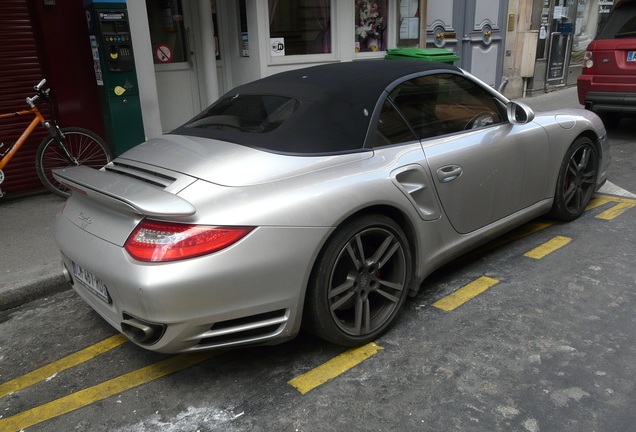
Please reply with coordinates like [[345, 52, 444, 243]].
[[355, 1, 388, 52], [268, 0, 332, 55], [146, 0, 188, 64]]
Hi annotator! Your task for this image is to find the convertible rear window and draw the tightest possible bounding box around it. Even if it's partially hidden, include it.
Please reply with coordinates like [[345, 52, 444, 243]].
[[183, 94, 300, 133]]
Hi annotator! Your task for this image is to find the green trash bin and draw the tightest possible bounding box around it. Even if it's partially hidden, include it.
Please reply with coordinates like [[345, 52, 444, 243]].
[[385, 48, 460, 64]]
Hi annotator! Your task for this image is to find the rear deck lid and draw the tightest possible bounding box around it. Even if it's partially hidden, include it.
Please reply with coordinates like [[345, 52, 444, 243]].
[[117, 134, 372, 187]]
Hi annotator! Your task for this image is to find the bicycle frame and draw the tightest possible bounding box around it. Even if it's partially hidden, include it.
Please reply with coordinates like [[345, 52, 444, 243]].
[[0, 79, 108, 198], [0, 107, 45, 170]]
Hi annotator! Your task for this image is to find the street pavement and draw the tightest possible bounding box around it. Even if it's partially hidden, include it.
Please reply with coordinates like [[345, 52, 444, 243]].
[[0, 86, 631, 311], [0, 193, 67, 310]]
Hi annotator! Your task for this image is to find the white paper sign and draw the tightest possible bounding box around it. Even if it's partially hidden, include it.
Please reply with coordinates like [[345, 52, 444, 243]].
[[400, 0, 418, 17], [270, 38, 285, 57], [400, 17, 420, 39]]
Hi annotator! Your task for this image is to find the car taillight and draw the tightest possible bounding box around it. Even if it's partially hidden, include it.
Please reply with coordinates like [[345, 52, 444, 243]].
[[583, 51, 594, 70], [125, 220, 254, 262]]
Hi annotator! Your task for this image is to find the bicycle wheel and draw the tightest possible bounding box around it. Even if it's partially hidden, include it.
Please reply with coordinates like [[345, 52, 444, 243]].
[[36, 127, 112, 198]]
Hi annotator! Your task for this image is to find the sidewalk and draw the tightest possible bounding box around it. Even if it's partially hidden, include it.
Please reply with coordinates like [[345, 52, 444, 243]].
[[0, 193, 68, 310], [518, 85, 581, 111], [0, 86, 586, 311]]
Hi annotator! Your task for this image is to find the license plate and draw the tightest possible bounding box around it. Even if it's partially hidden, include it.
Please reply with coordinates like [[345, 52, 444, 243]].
[[72, 261, 111, 303], [628, 51, 636, 62]]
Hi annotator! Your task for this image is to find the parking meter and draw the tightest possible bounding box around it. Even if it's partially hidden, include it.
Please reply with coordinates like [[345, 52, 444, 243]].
[[85, 0, 145, 155]]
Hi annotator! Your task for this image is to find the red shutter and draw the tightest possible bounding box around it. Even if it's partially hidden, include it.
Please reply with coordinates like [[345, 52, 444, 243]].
[[0, 0, 51, 197]]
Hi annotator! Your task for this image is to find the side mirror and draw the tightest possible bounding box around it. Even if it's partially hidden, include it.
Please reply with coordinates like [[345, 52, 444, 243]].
[[506, 101, 535, 125]]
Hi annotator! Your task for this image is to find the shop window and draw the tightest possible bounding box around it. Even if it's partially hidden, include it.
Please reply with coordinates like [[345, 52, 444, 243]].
[[147, 0, 188, 64], [355, 0, 388, 52], [396, 0, 420, 48], [571, 0, 603, 65], [268, 0, 332, 55]]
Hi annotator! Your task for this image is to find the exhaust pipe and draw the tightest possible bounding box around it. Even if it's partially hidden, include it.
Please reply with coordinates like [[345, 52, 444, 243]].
[[61, 262, 73, 284], [121, 314, 165, 345]]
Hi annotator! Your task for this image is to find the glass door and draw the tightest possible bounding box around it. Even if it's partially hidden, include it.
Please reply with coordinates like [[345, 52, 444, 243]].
[[147, 0, 201, 131]]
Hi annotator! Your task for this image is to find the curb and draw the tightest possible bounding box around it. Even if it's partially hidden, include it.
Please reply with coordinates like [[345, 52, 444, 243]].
[[0, 269, 69, 312]]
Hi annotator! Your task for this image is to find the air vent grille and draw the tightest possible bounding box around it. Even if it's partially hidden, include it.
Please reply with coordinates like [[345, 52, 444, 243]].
[[105, 162, 176, 188], [197, 309, 289, 347]]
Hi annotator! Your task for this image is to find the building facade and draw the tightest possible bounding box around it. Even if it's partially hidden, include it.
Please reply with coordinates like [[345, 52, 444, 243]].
[[503, 0, 615, 97], [133, 0, 510, 136]]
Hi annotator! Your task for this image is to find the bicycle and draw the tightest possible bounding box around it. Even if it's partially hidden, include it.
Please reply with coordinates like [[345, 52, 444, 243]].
[[0, 79, 111, 198]]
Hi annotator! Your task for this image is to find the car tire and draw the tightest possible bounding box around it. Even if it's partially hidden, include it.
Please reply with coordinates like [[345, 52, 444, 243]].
[[550, 136, 599, 221], [304, 215, 412, 347]]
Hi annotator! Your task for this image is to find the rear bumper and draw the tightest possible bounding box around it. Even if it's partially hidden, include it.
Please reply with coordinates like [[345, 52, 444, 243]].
[[54, 212, 331, 353], [577, 75, 636, 112]]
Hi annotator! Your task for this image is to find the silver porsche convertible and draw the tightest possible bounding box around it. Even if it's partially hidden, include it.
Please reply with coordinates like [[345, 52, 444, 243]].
[[53, 61, 610, 353]]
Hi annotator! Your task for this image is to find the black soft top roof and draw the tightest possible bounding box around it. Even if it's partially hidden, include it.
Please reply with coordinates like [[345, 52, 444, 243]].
[[173, 60, 461, 154]]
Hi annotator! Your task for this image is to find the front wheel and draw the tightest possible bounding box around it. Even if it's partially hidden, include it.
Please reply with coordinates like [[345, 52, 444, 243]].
[[304, 215, 412, 347], [550, 137, 598, 221], [36, 127, 111, 198]]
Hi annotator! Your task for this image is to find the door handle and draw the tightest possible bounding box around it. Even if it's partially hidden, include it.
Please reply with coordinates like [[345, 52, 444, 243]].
[[437, 165, 463, 183]]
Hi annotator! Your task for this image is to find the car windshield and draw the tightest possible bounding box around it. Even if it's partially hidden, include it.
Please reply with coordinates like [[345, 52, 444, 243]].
[[184, 94, 300, 133], [598, 4, 636, 39]]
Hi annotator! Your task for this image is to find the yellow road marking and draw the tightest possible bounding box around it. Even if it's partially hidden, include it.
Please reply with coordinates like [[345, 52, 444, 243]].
[[593, 194, 636, 203], [432, 276, 499, 312], [493, 220, 556, 245], [596, 202, 636, 220], [0, 334, 128, 399], [288, 342, 383, 395], [524, 236, 571, 259], [463, 219, 555, 259], [586, 196, 613, 210], [0, 351, 217, 432], [595, 194, 636, 204]]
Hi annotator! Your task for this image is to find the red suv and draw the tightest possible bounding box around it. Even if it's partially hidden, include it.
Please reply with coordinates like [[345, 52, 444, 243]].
[[577, 0, 636, 127]]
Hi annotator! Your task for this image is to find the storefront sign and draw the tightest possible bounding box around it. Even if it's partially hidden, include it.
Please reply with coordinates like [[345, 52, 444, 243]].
[[547, 32, 570, 84]]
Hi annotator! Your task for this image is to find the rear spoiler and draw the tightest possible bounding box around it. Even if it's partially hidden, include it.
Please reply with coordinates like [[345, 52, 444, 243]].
[[53, 166, 196, 217]]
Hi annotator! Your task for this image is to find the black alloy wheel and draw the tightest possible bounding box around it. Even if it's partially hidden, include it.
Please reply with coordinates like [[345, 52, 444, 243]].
[[304, 215, 411, 346], [551, 137, 599, 221]]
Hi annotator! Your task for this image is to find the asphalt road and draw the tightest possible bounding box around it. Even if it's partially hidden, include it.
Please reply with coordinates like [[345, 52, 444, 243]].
[[1, 102, 635, 432], [1, 189, 634, 432]]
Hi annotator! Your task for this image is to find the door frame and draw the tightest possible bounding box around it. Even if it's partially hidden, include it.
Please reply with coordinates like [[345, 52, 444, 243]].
[[458, 0, 507, 88]]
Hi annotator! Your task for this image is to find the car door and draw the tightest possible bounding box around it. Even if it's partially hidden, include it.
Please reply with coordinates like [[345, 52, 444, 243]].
[[372, 98, 442, 222], [387, 72, 550, 234]]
